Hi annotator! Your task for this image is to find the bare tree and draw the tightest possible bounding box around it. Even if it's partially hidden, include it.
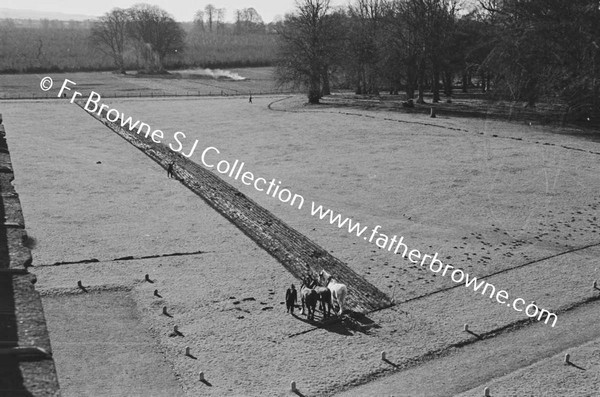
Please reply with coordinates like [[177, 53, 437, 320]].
[[205, 4, 216, 32], [193, 10, 205, 32], [389, 0, 456, 103], [235, 9, 243, 33], [347, 0, 387, 95], [127, 4, 185, 73], [90, 8, 129, 74], [276, 0, 345, 103], [235, 7, 265, 34], [216, 8, 226, 33], [276, 0, 329, 103]]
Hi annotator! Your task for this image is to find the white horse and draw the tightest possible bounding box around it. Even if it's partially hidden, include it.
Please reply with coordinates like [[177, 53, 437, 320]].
[[319, 270, 347, 316]]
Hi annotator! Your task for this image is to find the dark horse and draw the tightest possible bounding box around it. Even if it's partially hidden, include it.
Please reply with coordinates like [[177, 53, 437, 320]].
[[305, 275, 331, 319], [300, 278, 318, 321]]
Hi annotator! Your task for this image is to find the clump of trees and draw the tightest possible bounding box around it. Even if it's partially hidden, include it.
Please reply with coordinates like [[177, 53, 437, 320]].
[[91, 4, 185, 74], [1, 4, 279, 73], [90, 9, 129, 74], [183, 5, 276, 69], [276, 0, 600, 120], [193, 4, 227, 33], [481, 0, 600, 117], [234, 7, 265, 35], [276, 0, 475, 104], [190, 4, 269, 35], [275, 0, 346, 103]]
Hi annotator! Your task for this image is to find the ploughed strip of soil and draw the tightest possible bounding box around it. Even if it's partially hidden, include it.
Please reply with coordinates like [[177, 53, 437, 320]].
[[76, 101, 392, 314]]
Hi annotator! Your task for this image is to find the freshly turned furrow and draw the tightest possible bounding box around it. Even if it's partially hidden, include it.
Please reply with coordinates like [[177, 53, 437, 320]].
[[79, 104, 392, 313]]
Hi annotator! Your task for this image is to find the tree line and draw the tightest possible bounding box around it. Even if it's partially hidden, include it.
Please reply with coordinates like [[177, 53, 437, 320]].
[[0, 4, 276, 73], [275, 0, 600, 119], [192, 4, 266, 34], [91, 3, 273, 74]]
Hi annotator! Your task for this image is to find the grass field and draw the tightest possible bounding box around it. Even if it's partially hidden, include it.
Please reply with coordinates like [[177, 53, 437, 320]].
[[1, 89, 599, 395], [0, 67, 290, 99]]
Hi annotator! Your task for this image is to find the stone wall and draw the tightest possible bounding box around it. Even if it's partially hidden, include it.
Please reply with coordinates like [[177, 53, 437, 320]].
[[0, 113, 61, 396]]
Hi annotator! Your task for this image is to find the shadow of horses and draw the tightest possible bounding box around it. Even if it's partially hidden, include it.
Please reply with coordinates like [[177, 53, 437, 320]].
[[338, 311, 381, 334], [294, 310, 381, 337]]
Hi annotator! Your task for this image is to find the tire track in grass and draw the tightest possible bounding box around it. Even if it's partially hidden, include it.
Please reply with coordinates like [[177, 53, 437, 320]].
[[37, 249, 211, 267], [397, 240, 600, 307], [268, 96, 600, 156]]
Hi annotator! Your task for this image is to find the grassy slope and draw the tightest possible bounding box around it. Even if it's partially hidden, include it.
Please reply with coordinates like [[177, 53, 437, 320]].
[[2, 95, 599, 395]]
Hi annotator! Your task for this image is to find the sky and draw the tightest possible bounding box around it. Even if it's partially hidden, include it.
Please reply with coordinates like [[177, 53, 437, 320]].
[[0, 0, 346, 23]]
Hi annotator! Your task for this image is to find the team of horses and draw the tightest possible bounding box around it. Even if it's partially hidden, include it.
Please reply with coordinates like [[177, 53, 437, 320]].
[[299, 270, 348, 321]]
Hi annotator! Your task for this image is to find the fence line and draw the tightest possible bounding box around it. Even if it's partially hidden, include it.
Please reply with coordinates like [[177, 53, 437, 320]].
[[0, 89, 299, 100]]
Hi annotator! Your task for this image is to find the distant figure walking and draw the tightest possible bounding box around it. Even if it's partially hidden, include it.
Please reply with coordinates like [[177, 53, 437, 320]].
[[286, 284, 297, 314], [167, 161, 175, 178], [249, 95, 253, 103]]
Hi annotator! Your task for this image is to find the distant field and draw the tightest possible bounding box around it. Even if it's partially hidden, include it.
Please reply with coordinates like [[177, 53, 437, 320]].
[[0, 67, 292, 99], [2, 96, 600, 396], [0, 24, 277, 73]]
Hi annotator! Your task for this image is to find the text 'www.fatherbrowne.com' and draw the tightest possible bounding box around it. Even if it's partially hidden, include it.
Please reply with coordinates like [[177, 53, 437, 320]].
[[44, 76, 556, 328], [309, 203, 558, 328]]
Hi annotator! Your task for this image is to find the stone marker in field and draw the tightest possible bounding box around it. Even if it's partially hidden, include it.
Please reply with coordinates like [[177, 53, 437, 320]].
[[77, 280, 88, 292]]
